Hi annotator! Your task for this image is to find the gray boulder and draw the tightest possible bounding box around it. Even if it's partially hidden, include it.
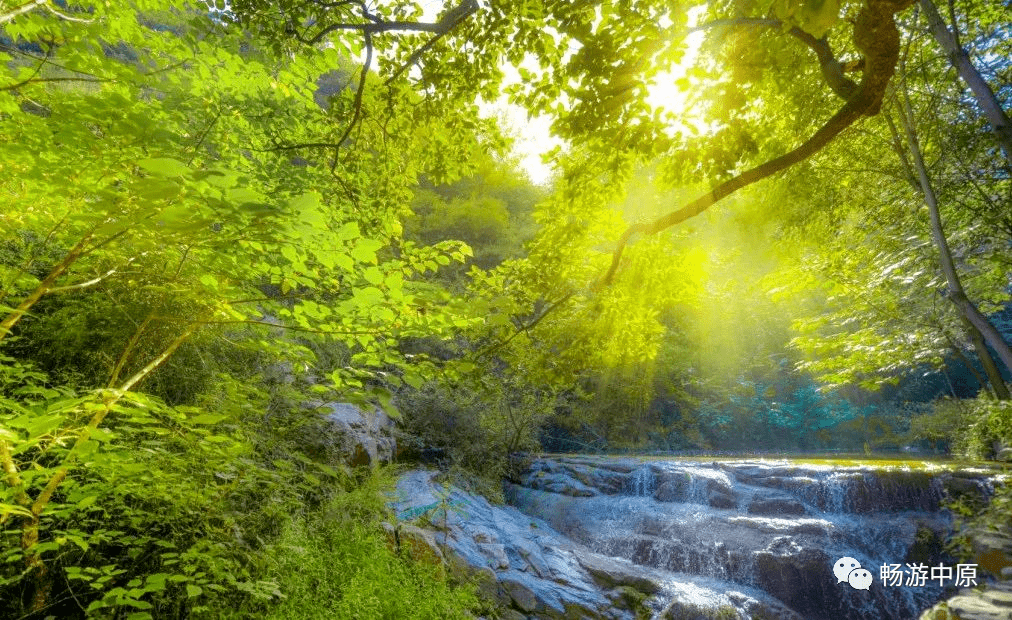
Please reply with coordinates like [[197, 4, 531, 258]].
[[304, 401, 397, 467]]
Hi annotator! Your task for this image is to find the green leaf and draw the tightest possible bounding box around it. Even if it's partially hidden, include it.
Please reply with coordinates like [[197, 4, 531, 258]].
[[0, 503, 32, 519], [8, 413, 64, 436], [351, 239, 383, 264], [77, 495, 100, 510], [187, 414, 227, 425], [337, 222, 360, 241], [138, 158, 190, 178]]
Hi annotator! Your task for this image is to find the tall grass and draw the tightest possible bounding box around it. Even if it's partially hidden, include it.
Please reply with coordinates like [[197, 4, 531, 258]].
[[251, 469, 482, 620]]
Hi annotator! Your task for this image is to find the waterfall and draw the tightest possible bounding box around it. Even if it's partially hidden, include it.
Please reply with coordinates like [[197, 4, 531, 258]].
[[509, 456, 994, 620], [631, 464, 656, 496]]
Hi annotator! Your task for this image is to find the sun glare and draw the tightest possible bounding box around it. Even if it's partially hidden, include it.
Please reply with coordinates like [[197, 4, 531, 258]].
[[646, 28, 708, 136], [484, 9, 709, 185]]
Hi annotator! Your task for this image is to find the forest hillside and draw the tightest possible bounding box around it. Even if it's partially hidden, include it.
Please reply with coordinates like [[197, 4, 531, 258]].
[[0, 0, 1009, 618]]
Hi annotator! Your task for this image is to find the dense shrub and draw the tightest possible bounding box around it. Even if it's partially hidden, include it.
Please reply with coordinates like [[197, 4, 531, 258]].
[[909, 395, 1012, 458], [396, 377, 553, 487], [240, 469, 481, 620]]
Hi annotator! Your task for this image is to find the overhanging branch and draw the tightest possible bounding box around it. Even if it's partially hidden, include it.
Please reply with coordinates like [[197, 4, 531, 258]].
[[602, 0, 914, 287], [691, 18, 857, 99]]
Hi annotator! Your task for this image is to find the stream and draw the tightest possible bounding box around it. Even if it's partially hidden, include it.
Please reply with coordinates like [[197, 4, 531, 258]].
[[391, 455, 1005, 619], [510, 455, 1004, 619]]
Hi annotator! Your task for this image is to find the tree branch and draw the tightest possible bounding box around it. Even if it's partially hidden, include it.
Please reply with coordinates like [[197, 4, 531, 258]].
[[476, 292, 575, 359], [152, 315, 386, 336], [332, 28, 372, 173], [385, 0, 480, 85], [602, 0, 914, 286], [919, 0, 1012, 169], [47, 267, 121, 294], [691, 18, 858, 99], [0, 233, 93, 343], [0, 0, 46, 24], [43, 2, 92, 23], [296, 0, 478, 45]]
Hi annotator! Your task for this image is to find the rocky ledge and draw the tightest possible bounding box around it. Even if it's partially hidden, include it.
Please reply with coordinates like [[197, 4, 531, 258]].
[[919, 581, 1012, 620], [919, 541, 1012, 620], [387, 469, 802, 620]]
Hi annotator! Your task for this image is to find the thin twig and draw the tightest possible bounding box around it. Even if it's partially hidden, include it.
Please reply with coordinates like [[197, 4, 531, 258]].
[[332, 28, 372, 173], [47, 267, 119, 293], [476, 292, 575, 359], [385, 0, 479, 85], [0, 75, 112, 93], [151, 315, 386, 336], [43, 2, 93, 22], [0, 0, 46, 25]]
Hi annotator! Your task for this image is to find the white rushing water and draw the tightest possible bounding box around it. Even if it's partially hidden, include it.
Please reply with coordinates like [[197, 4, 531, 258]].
[[508, 456, 995, 620]]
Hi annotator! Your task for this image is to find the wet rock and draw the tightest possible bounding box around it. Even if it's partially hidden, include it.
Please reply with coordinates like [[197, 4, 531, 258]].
[[472, 528, 498, 544], [752, 547, 839, 619], [659, 600, 732, 619], [522, 463, 598, 497], [479, 542, 511, 570], [514, 539, 552, 577], [659, 597, 804, 620], [557, 456, 640, 475], [638, 517, 670, 538], [754, 469, 953, 514], [841, 471, 942, 513], [503, 577, 539, 613], [470, 565, 501, 601], [499, 458, 1005, 620], [560, 462, 627, 495], [397, 523, 444, 565], [708, 490, 738, 509], [576, 552, 662, 596], [970, 528, 1012, 577], [747, 497, 808, 516], [981, 584, 1012, 608], [536, 472, 597, 496], [943, 477, 991, 504], [391, 470, 636, 618], [649, 467, 738, 508], [303, 401, 396, 467], [919, 582, 1012, 620], [653, 478, 690, 502]]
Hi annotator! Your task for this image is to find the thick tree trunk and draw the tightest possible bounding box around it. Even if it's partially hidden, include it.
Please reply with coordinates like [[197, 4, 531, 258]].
[[944, 329, 992, 397], [0, 234, 91, 343], [919, 0, 1012, 169], [964, 317, 1011, 399], [897, 94, 1012, 379]]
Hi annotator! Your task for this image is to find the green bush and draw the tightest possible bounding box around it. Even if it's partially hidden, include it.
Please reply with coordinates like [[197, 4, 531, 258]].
[[916, 396, 1012, 459], [240, 469, 481, 620], [961, 398, 1012, 459], [396, 376, 552, 489], [906, 398, 965, 453]]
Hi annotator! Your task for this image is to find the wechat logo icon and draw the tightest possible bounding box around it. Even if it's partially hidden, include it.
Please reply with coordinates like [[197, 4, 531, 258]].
[[834, 556, 872, 590]]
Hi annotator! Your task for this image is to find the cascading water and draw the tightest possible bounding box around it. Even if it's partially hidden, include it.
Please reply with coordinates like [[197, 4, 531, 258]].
[[508, 456, 995, 620]]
